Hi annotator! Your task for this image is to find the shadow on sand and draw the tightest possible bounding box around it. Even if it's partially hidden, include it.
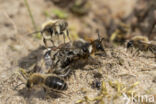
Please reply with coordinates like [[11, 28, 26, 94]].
[[18, 46, 45, 69]]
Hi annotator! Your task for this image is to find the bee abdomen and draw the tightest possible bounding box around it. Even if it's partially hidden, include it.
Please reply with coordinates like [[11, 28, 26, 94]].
[[45, 76, 67, 90]]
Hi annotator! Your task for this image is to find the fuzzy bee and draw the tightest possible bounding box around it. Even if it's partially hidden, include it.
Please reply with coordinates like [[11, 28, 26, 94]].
[[26, 73, 68, 91], [46, 41, 92, 78], [127, 35, 156, 59], [20, 41, 92, 79], [44, 31, 106, 78], [26, 31, 106, 78], [29, 19, 70, 48]]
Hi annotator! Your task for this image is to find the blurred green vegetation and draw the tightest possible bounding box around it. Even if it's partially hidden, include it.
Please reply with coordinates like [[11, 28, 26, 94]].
[[24, 0, 41, 39], [70, 0, 90, 16], [52, 9, 68, 19], [43, 10, 50, 17]]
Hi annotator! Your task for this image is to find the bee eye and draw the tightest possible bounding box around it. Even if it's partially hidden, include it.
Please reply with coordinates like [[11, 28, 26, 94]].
[[127, 41, 133, 48], [97, 44, 101, 49], [82, 48, 88, 52], [96, 44, 104, 51], [98, 45, 101, 48]]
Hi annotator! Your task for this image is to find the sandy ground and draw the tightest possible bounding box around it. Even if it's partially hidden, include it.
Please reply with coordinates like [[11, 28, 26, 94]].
[[0, 0, 156, 104]]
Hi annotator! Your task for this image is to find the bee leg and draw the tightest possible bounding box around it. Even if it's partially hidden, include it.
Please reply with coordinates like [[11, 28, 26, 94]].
[[51, 89, 67, 97], [130, 48, 134, 54], [127, 47, 133, 54], [66, 30, 71, 42], [43, 87, 48, 95], [73, 70, 77, 80], [43, 87, 52, 99], [50, 39, 55, 47], [63, 32, 66, 44], [149, 47, 156, 61], [103, 49, 107, 57], [14, 83, 25, 90], [43, 87, 62, 99], [19, 68, 29, 80], [43, 38, 48, 48], [43, 38, 55, 48], [133, 49, 140, 56], [44, 85, 67, 98], [154, 53, 156, 62], [58, 68, 72, 78], [55, 26, 62, 43], [55, 25, 60, 34], [128, 47, 133, 54], [54, 30, 60, 45], [13, 70, 27, 90], [57, 33, 60, 44]]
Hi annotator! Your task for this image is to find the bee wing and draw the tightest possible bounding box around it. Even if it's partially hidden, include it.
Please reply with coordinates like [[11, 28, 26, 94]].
[[140, 40, 151, 45], [149, 44, 156, 54]]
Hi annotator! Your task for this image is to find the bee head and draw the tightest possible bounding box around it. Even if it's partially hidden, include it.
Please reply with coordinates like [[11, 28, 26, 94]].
[[127, 40, 134, 49], [91, 30, 105, 52], [93, 39, 105, 52]]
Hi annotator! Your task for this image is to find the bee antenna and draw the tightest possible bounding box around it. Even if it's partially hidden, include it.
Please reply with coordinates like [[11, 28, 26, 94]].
[[27, 30, 42, 36], [19, 68, 28, 80], [14, 82, 25, 90], [96, 29, 100, 40], [100, 37, 105, 42]]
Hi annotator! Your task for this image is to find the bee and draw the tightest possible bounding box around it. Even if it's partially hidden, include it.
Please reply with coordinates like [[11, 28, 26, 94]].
[[46, 31, 106, 78], [127, 35, 149, 52], [26, 30, 106, 78], [88, 30, 107, 56], [28, 19, 70, 48], [47, 41, 92, 78], [127, 35, 156, 58], [26, 73, 68, 91]]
